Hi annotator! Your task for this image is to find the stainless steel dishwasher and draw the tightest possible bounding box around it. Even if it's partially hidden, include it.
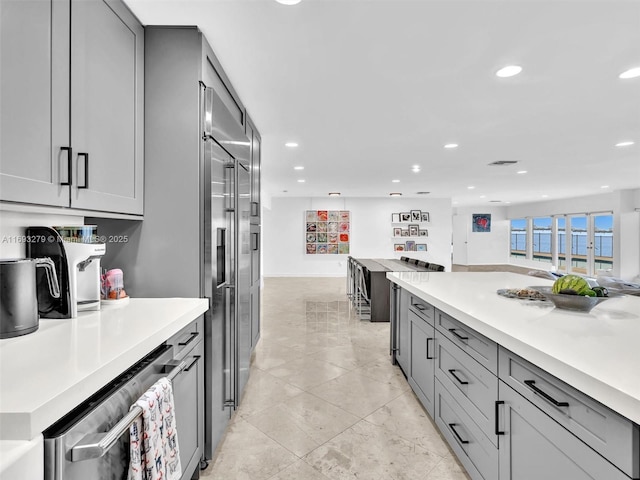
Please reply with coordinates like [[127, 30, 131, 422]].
[[43, 344, 187, 480]]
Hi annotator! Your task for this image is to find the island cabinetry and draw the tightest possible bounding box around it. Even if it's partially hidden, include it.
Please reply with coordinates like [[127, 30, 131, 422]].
[[408, 298, 436, 417], [498, 347, 639, 479], [390, 284, 410, 373]]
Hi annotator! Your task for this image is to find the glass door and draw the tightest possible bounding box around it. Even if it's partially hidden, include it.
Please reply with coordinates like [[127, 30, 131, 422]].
[[556, 217, 567, 272], [568, 215, 588, 274], [593, 214, 614, 274]]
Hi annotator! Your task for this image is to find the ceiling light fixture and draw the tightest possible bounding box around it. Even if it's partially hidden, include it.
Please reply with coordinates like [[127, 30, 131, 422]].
[[328, 192, 341, 196], [294, 166, 304, 170], [285, 142, 299, 147], [444, 143, 458, 149], [480, 195, 486, 199], [615, 141, 635, 147], [541, 194, 549, 198], [601, 185, 609, 189], [389, 192, 402, 197], [619, 67, 640, 79], [517, 170, 528, 174], [411, 165, 421, 173], [467, 186, 475, 190], [275, 0, 302, 5], [392, 179, 400, 183], [297, 179, 305, 183], [496, 65, 522, 78]]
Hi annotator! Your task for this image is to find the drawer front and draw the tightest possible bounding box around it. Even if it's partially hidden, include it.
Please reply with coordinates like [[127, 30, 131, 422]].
[[499, 347, 639, 478], [409, 294, 435, 327], [167, 316, 204, 359], [435, 379, 498, 480], [436, 330, 499, 446], [436, 310, 497, 374]]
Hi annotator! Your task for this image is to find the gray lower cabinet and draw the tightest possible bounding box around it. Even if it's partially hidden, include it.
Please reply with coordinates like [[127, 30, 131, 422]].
[[408, 308, 436, 417], [498, 382, 630, 480], [0, 0, 144, 215], [169, 318, 205, 480], [392, 286, 410, 373]]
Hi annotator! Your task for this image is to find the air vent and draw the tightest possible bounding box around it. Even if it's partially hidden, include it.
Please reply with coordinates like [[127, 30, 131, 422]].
[[489, 200, 502, 203], [488, 161, 518, 166]]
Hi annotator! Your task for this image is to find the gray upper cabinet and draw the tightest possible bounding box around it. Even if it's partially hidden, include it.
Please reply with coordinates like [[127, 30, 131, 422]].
[[246, 115, 261, 225], [0, 0, 144, 215]]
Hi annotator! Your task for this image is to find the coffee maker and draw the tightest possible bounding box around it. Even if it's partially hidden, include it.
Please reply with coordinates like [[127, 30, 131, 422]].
[[26, 226, 106, 318]]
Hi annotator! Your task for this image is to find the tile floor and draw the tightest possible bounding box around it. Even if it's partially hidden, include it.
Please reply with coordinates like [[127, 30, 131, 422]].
[[201, 277, 470, 480]]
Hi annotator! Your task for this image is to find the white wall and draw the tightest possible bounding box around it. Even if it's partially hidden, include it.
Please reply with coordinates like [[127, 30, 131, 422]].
[[263, 196, 453, 276], [452, 206, 509, 265]]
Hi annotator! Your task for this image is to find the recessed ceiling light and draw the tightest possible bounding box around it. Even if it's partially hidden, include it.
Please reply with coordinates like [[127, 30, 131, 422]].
[[601, 185, 609, 189], [517, 170, 528, 174], [389, 192, 402, 197], [294, 166, 304, 170], [619, 67, 640, 79], [297, 179, 305, 183], [411, 165, 421, 173], [392, 179, 400, 183], [541, 194, 549, 198], [467, 186, 475, 190], [328, 192, 341, 196], [444, 143, 458, 149], [275, 0, 302, 5], [285, 142, 298, 147], [480, 195, 486, 199], [496, 65, 522, 78], [615, 141, 635, 147]]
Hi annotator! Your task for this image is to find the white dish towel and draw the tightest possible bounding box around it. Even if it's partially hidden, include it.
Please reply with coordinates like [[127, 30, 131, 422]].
[[128, 377, 182, 480]]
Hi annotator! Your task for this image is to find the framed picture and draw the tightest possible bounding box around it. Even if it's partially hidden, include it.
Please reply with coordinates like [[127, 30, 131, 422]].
[[393, 227, 402, 237], [472, 213, 491, 233], [411, 210, 421, 222], [416, 244, 427, 251], [400, 212, 411, 222], [421, 212, 430, 222], [419, 229, 428, 237], [405, 240, 416, 251], [401, 229, 409, 237], [409, 224, 419, 236], [391, 213, 400, 223], [306, 210, 350, 254], [394, 244, 405, 251]]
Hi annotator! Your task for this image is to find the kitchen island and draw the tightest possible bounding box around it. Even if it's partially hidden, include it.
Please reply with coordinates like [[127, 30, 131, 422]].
[[388, 271, 640, 480], [0, 298, 208, 478]]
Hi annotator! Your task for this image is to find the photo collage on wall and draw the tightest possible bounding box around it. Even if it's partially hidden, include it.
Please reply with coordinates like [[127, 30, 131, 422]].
[[391, 209, 429, 252], [306, 210, 350, 254]]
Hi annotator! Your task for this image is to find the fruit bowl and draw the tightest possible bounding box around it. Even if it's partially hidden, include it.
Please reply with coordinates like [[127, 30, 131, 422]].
[[529, 286, 613, 313]]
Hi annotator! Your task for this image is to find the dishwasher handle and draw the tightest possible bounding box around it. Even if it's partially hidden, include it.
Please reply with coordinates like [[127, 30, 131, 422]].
[[70, 360, 187, 462]]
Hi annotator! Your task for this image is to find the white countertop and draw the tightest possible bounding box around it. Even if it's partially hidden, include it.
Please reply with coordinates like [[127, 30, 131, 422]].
[[387, 271, 640, 424], [0, 298, 209, 440]]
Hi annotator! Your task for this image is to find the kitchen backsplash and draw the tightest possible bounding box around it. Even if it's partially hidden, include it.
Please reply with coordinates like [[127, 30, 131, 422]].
[[0, 211, 84, 258]]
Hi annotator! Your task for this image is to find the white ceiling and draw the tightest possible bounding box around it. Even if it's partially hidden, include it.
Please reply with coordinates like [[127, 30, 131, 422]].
[[124, 0, 640, 206]]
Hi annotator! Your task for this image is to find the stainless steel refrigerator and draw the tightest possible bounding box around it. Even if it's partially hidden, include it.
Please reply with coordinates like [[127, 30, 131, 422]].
[[202, 85, 252, 454]]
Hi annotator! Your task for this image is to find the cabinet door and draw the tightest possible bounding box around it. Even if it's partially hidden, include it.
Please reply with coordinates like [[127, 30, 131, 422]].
[[409, 310, 436, 417], [0, 0, 69, 206], [395, 288, 410, 373], [70, 0, 143, 214], [250, 283, 260, 350], [248, 119, 261, 225], [498, 383, 629, 480]]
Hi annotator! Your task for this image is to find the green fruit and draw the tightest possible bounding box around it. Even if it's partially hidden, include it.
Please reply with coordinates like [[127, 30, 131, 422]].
[[583, 289, 596, 297], [552, 275, 591, 295], [592, 286, 609, 297]]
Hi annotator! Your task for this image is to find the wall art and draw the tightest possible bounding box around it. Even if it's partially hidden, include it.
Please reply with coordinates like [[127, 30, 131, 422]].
[[472, 213, 491, 233], [306, 210, 350, 254]]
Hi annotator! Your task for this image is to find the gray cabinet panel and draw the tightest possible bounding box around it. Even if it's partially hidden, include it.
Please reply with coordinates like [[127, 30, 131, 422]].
[[395, 287, 410, 374], [70, 0, 144, 214], [408, 309, 435, 417], [436, 309, 497, 374], [0, 0, 69, 206], [436, 331, 498, 446], [435, 379, 498, 480], [499, 347, 639, 478], [498, 382, 630, 480]]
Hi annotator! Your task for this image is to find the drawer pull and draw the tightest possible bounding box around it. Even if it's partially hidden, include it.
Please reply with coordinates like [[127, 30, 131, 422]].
[[178, 332, 199, 347], [448, 423, 470, 444], [426, 338, 434, 359], [524, 380, 569, 407], [448, 328, 469, 341], [184, 355, 201, 372], [495, 400, 505, 435], [413, 303, 426, 311], [448, 369, 469, 385]]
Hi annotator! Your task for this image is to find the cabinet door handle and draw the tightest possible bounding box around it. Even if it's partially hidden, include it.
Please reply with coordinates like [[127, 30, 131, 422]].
[[60, 147, 72, 186], [252, 232, 259, 251], [178, 332, 199, 347], [183, 355, 201, 372], [448, 369, 469, 385], [495, 400, 505, 435], [448, 328, 469, 341], [448, 423, 470, 445], [78, 152, 89, 189], [524, 380, 569, 407], [413, 303, 426, 311], [251, 201, 259, 216], [426, 337, 434, 359]]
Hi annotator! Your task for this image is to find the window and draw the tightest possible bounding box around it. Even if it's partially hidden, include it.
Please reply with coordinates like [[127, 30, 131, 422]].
[[532, 217, 552, 263], [594, 214, 613, 272], [510, 219, 527, 259]]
